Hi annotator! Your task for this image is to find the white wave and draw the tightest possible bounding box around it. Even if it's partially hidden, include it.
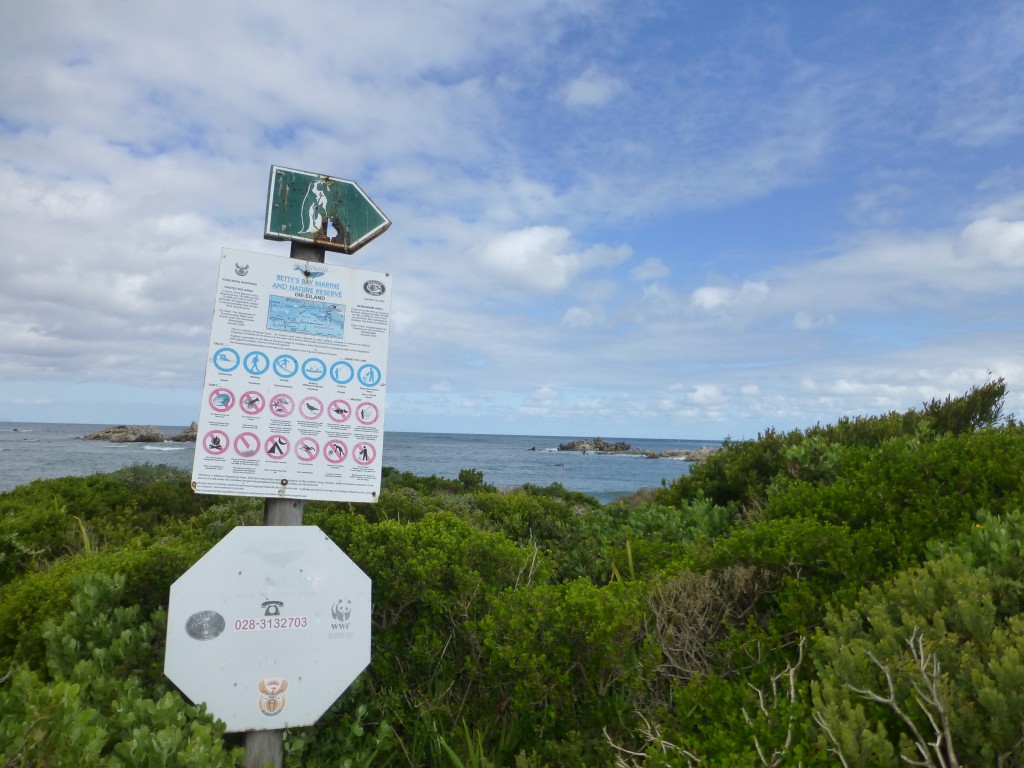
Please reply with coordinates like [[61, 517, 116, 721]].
[[144, 445, 188, 452]]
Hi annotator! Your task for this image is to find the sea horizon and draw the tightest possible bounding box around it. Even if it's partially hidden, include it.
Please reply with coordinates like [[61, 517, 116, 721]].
[[0, 422, 721, 501], [0, 419, 725, 445]]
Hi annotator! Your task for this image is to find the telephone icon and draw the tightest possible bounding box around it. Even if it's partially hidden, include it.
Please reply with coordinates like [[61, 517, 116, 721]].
[[261, 600, 284, 617]]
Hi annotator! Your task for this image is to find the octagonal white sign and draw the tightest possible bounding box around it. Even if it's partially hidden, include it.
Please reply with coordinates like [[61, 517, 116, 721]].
[[164, 526, 371, 732]]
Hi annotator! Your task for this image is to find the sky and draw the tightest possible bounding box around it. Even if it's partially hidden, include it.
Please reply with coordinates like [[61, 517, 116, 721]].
[[1, 1, 1023, 440]]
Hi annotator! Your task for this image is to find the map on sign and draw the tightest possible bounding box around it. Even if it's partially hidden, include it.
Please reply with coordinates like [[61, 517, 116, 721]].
[[267, 296, 345, 338], [191, 248, 392, 503]]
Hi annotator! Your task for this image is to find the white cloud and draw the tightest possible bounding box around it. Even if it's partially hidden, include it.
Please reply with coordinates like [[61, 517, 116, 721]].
[[691, 281, 769, 311], [686, 385, 728, 406], [691, 287, 732, 311], [477, 226, 629, 294], [562, 306, 604, 328], [1, 2, 1023, 440], [630, 257, 670, 281], [794, 311, 836, 330], [958, 216, 1024, 267], [562, 65, 626, 108]]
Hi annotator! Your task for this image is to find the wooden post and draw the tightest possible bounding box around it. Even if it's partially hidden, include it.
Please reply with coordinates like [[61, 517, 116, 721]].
[[244, 242, 325, 768]]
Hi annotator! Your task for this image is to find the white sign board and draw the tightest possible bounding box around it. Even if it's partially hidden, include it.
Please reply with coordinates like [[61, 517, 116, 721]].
[[191, 248, 392, 502], [164, 526, 372, 733]]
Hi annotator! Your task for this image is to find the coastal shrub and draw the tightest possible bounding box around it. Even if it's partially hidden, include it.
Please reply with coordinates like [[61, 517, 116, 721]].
[[0, 537, 207, 667], [687, 516, 859, 638], [475, 578, 655, 763], [0, 469, 220, 585], [642, 664, 830, 768], [516, 481, 602, 507], [926, 507, 1024, 617], [0, 381, 1017, 765], [670, 413, 1024, 642], [656, 379, 1011, 513], [160, 496, 263, 543], [560, 495, 735, 584], [378, 466, 492, 495], [766, 427, 1024, 573], [812, 516, 1024, 766], [308, 509, 547, 757], [469, 489, 582, 553], [921, 376, 1008, 434], [656, 426, 792, 511], [0, 494, 78, 585], [0, 572, 240, 767], [282, 687, 396, 767], [461, 487, 733, 584], [644, 565, 777, 689]]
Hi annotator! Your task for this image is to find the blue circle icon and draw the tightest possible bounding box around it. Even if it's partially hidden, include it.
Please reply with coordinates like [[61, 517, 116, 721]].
[[302, 357, 327, 382], [213, 347, 240, 373], [273, 354, 298, 379], [330, 361, 354, 385], [244, 351, 270, 376], [357, 364, 382, 387]]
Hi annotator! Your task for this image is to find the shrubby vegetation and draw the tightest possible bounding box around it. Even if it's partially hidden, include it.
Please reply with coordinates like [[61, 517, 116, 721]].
[[1, 380, 1022, 765]]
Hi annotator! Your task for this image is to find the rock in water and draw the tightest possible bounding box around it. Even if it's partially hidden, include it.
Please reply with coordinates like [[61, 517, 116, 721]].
[[83, 425, 166, 443], [557, 437, 632, 454], [168, 422, 198, 442]]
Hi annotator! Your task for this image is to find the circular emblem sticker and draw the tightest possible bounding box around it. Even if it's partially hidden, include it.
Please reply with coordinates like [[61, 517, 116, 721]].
[[185, 610, 226, 641], [364, 279, 386, 297]]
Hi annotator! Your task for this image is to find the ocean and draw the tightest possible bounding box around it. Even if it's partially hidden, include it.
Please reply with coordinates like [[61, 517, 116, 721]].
[[0, 422, 720, 503]]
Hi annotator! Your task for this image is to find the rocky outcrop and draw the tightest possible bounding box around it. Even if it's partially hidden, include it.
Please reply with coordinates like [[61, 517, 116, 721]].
[[83, 425, 166, 443], [557, 437, 632, 454], [168, 422, 198, 442], [557, 437, 721, 462]]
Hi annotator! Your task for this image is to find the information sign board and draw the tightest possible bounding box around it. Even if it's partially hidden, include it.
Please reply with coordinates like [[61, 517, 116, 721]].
[[164, 526, 372, 732], [264, 166, 391, 254], [191, 248, 392, 502]]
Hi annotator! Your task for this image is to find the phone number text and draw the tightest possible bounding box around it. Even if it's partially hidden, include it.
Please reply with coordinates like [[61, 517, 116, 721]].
[[234, 616, 309, 631]]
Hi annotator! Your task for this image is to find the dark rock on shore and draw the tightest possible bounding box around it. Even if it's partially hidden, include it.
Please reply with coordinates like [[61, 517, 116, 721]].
[[83, 425, 166, 443]]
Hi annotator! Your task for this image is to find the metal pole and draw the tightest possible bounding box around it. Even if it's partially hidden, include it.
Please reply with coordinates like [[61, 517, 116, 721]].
[[244, 242, 325, 768]]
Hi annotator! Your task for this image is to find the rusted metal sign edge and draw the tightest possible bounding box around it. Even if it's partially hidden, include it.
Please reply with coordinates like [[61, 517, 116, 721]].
[[263, 165, 391, 255]]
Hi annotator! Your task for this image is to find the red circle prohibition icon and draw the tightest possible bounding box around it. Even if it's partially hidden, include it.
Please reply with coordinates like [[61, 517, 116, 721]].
[[355, 402, 379, 425], [203, 430, 229, 455], [209, 388, 235, 413], [328, 399, 352, 423], [352, 441, 376, 465], [299, 397, 324, 420], [239, 391, 266, 415], [269, 394, 295, 418], [234, 432, 260, 457], [324, 439, 348, 464], [296, 437, 320, 462], [264, 434, 291, 459]]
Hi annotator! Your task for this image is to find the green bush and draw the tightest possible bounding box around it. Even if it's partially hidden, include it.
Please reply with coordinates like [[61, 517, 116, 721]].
[[0, 468, 221, 586], [0, 537, 207, 667], [812, 511, 1024, 766], [476, 578, 655, 762], [0, 380, 1018, 765], [0, 572, 241, 767]]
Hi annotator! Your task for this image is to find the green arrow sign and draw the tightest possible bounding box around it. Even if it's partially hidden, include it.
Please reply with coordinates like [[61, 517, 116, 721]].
[[264, 166, 391, 254]]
